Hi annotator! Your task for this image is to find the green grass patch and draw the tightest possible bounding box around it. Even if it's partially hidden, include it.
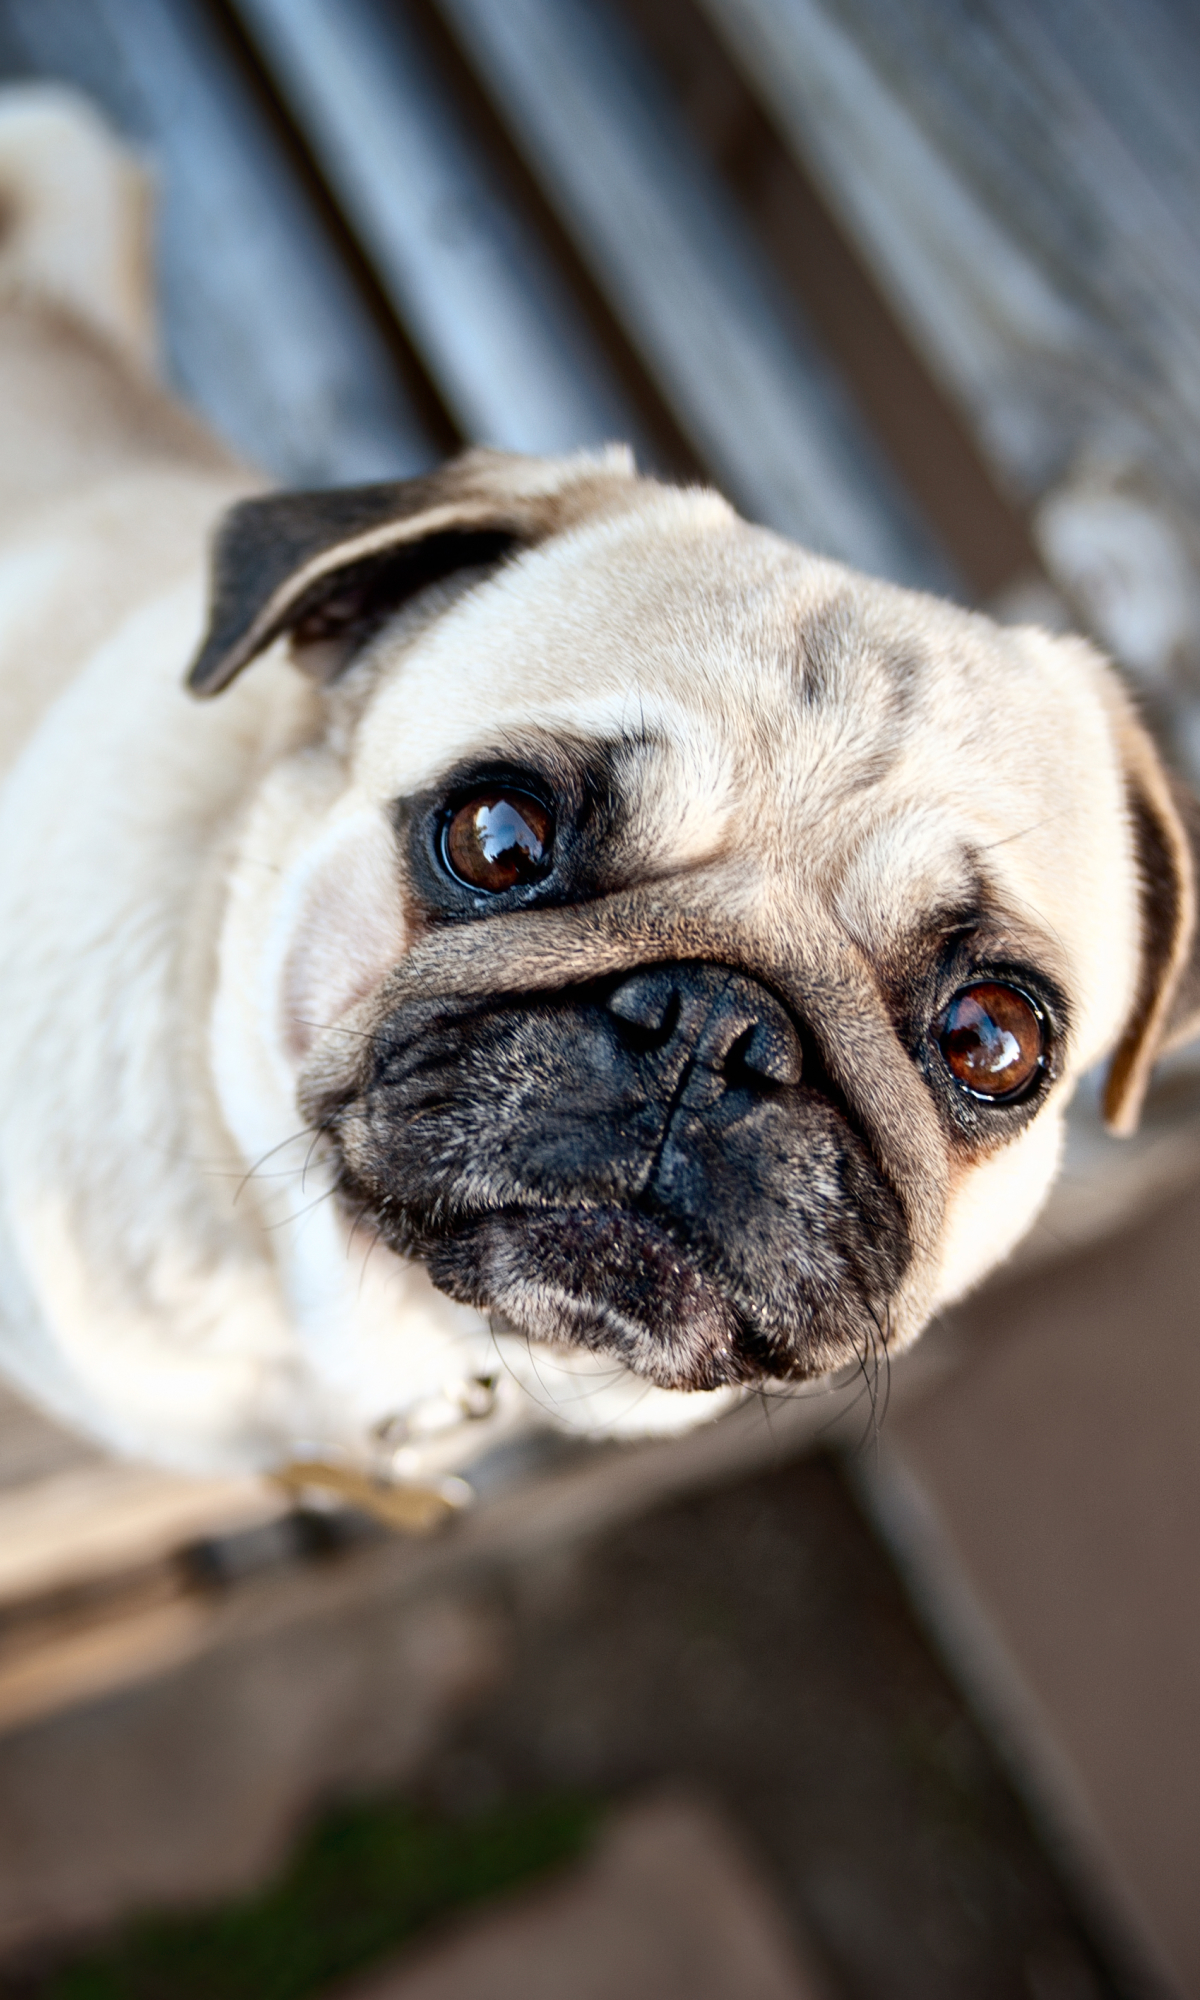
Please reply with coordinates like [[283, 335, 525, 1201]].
[[33, 1792, 598, 2000]]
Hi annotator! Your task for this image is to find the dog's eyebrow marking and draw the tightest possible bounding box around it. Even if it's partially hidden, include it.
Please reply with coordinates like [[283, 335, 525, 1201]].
[[795, 595, 853, 708], [794, 594, 925, 719]]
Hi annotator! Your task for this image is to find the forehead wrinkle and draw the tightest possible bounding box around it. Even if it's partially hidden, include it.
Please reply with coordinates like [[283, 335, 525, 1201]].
[[766, 643, 910, 845]]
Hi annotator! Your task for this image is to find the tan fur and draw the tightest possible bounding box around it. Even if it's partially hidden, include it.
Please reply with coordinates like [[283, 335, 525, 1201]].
[[0, 89, 1196, 1477]]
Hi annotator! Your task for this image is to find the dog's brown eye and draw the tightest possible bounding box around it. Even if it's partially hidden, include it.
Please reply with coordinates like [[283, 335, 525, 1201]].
[[443, 790, 554, 892], [935, 982, 1045, 1100]]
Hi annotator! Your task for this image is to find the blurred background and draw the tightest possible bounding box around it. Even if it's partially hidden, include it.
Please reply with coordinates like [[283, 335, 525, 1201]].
[[2, 2, 1200, 1995]]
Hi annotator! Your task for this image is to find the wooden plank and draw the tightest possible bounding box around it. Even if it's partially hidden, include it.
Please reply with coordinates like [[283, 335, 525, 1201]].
[[432, 0, 955, 590], [0, 0, 437, 481], [697, 0, 1087, 501], [699, 0, 1200, 772], [700, 0, 1200, 495], [232, 0, 646, 457], [0, 1463, 283, 1607], [0, 1593, 216, 1737], [608, 0, 1040, 602]]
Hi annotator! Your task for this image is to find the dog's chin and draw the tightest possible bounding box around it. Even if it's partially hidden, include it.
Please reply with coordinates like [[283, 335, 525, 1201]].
[[422, 1205, 756, 1394]]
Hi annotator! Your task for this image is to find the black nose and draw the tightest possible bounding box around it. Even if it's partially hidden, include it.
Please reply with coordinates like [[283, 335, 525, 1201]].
[[605, 963, 802, 1087]]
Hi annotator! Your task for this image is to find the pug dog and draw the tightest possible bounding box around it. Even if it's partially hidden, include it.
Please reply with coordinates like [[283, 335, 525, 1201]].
[[1, 87, 1198, 1489]]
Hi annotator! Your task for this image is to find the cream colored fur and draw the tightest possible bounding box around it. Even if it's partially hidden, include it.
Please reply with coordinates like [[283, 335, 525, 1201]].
[[0, 88, 1173, 1478]]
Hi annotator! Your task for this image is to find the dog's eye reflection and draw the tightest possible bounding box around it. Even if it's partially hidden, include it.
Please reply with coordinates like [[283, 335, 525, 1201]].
[[442, 790, 554, 892], [935, 982, 1045, 1100]]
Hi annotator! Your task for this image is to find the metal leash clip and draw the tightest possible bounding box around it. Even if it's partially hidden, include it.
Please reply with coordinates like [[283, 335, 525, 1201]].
[[272, 1459, 474, 1534], [272, 1375, 499, 1533]]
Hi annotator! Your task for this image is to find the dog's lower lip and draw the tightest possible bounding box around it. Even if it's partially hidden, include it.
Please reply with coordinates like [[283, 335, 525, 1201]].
[[421, 1201, 752, 1389]]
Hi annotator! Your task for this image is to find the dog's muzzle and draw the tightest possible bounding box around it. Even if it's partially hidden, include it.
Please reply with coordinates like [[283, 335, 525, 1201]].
[[326, 962, 909, 1392]]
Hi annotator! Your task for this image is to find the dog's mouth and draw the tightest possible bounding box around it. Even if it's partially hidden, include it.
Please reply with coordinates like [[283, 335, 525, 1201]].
[[314, 962, 912, 1394], [422, 1203, 755, 1393]]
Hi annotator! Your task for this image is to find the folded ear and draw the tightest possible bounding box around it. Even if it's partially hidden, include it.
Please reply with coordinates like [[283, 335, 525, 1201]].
[[1102, 691, 1200, 1132], [186, 444, 637, 697]]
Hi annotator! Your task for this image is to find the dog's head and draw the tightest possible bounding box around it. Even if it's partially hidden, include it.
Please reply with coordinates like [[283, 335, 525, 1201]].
[[191, 448, 1200, 1399]]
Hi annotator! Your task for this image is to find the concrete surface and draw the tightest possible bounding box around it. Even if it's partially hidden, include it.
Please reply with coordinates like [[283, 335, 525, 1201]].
[[876, 1175, 1200, 1998], [326, 1794, 825, 2000], [0, 1590, 505, 1955]]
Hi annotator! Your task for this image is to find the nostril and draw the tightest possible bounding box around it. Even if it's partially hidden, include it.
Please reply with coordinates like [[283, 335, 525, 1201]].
[[605, 965, 805, 1083], [730, 1018, 802, 1087], [606, 971, 681, 1048]]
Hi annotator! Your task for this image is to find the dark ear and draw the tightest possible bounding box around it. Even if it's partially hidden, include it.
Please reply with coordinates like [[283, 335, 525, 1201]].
[[1103, 695, 1200, 1133], [186, 445, 636, 697]]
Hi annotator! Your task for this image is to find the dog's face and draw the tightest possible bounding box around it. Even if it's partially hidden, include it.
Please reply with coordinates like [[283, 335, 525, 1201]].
[[194, 450, 1200, 1405]]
